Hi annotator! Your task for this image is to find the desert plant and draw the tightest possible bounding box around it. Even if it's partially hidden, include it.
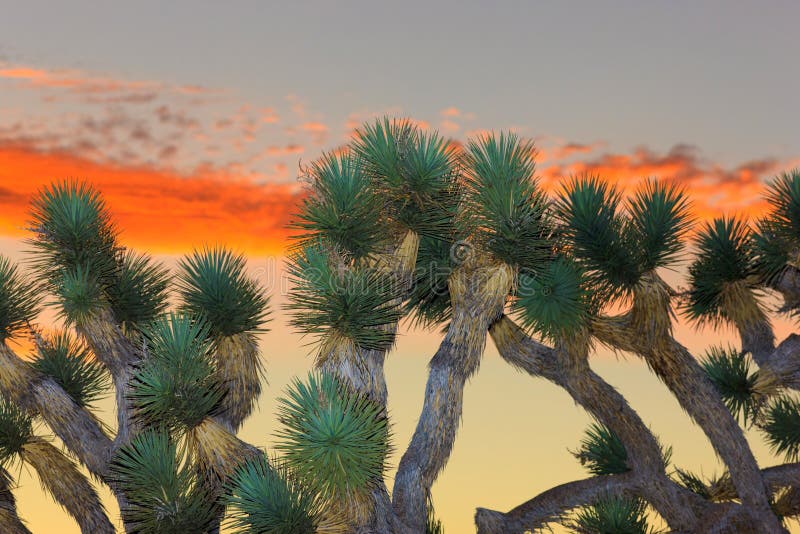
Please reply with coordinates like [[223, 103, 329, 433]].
[[1, 122, 800, 533]]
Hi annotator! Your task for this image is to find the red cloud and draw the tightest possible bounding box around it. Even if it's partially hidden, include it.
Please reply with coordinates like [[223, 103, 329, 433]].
[[0, 142, 304, 255]]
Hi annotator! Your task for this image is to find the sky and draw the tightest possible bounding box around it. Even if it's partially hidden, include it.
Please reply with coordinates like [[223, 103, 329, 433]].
[[1, 1, 800, 532]]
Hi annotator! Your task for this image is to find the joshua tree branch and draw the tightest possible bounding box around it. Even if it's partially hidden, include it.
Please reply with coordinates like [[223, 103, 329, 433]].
[[592, 311, 784, 532], [0, 468, 30, 534], [474, 472, 640, 533], [489, 316, 703, 530], [0, 344, 112, 477]]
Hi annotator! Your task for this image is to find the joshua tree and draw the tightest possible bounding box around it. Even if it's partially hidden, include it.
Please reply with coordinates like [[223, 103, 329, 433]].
[[1, 119, 800, 534]]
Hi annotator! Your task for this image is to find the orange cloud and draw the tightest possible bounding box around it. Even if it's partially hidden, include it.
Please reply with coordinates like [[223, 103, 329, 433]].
[[440, 107, 461, 118], [0, 143, 304, 256], [538, 144, 797, 221]]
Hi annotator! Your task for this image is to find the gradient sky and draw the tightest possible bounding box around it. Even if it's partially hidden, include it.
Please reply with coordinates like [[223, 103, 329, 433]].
[[1, 2, 800, 532]]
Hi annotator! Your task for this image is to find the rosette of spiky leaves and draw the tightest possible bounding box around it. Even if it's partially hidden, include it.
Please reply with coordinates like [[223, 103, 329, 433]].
[[684, 217, 762, 326], [31, 331, 108, 409], [761, 396, 800, 461], [0, 257, 39, 342], [753, 169, 800, 284], [286, 244, 402, 352], [627, 180, 692, 272], [225, 455, 326, 533], [177, 247, 269, 339], [353, 118, 459, 238], [556, 176, 639, 300], [0, 399, 32, 468], [673, 469, 714, 500], [568, 496, 654, 534], [572, 423, 629, 476], [28, 181, 118, 288], [275, 372, 390, 505], [514, 256, 592, 343], [110, 430, 214, 533], [53, 265, 104, 326], [405, 235, 456, 328], [293, 151, 389, 260], [131, 314, 222, 431], [106, 250, 169, 333], [701, 346, 759, 424], [463, 132, 552, 270]]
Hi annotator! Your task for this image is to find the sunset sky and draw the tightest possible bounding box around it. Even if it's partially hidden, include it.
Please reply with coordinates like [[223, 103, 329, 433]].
[[2, 2, 800, 532]]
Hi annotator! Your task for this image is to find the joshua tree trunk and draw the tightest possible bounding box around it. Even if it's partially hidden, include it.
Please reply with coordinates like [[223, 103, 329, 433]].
[[393, 261, 512, 531]]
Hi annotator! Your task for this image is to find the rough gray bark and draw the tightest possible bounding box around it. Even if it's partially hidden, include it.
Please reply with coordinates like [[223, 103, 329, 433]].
[[488, 316, 704, 530], [393, 262, 511, 531]]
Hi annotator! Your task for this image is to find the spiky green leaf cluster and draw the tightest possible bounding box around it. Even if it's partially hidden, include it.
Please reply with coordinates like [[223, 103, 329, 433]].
[[0, 257, 39, 342], [573, 423, 629, 476], [0, 398, 32, 467], [426, 494, 445, 534], [353, 118, 459, 238], [568, 496, 654, 534], [514, 256, 591, 342], [28, 181, 119, 285], [293, 151, 388, 259], [225, 455, 325, 533], [285, 245, 402, 351], [178, 247, 269, 339], [685, 217, 759, 325], [556, 176, 640, 298], [110, 430, 214, 533], [275, 372, 390, 503], [753, 169, 800, 284], [106, 251, 169, 332], [463, 132, 551, 269], [53, 265, 104, 326], [627, 181, 691, 272], [672, 469, 713, 500], [31, 331, 108, 408], [405, 236, 455, 328], [701, 346, 758, 424], [131, 314, 222, 431], [762, 396, 800, 461]]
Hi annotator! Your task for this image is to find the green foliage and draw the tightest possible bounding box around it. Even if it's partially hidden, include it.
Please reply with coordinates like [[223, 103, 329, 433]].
[[514, 256, 591, 342], [701, 346, 759, 424], [685, 217, 759, 325], [275, 372, 390, 504], [0, 256, 39, 342], [353, 118, 458, 238], [285, 244, 402, 351], [556, 175, 639, 298], [753, 169, 800, 284], [28, 181, 118, 286], [110, 430, 214, 533], [568, 496, 654, 534], [405, 236, 455, 328], [762, 396, 800, 461], [293, 151, 388, 259], [672, 469, 713, 500], [31, 331, 108, 408], [54, 265, 104, 325], [178, 247, 269, 339], [107, 251, 169, 332], [226, 455, 325, 533], [627, 181, 692, 272], [131, 314, 222, 431], [0, 398, 33, 467], [463, 132, 551, 269], [573, 423, 629, 476]]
